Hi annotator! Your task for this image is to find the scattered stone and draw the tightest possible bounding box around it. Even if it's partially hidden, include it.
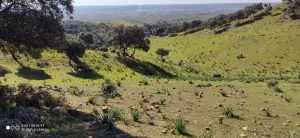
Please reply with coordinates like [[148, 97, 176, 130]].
[[162, 130, 167, 134], [239, 134, 247, 138], [154, 105, 160, 109], [296, 124, 300, 126], [263, 132, 271, 137], [218, 116, 224, 124], [148, 121, 155, 126], [283, 123, 288, 126], [205, 127, 211, 131], [218, 103, 223, 107], [176, 109, 181, 112], [170, 129, 175, 135], [287, 120, 292, 123], [242, 127, 248, 131], [151, 101, 159, 106], [102, 106, 110, 113]]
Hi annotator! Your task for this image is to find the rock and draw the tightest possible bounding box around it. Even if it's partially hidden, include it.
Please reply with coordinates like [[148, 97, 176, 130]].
[[205, 127, 211, 131], [296, 124, 300, 126], [148, 121, 155, 126], [162, 130, 167, 134], [283, 123, 288, 126], [218, 103, 223, 107], [287, 120, 292, 123], [176, 109, 181, 112], [170, 129, 175, 134], [242, 127, 248, 131], [151, 101, 159, 106], [102, 106, 110, 113], [239, 134, 247, 138], [263, 132, 271, 137]]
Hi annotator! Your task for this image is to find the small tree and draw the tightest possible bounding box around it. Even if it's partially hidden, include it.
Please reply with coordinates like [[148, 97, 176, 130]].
[[111, 25, 150, 57], [155, 48, 170, 62]]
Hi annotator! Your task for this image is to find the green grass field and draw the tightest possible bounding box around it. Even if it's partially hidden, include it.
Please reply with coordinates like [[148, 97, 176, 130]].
[[1, 6, 300, 138]]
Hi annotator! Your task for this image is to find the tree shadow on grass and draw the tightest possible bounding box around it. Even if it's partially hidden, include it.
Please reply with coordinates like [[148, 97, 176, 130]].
[[117, 57, 175, 78], [16, 67, 51, 80], [1, 107, 136, 138], [0, 66, 10, 77], [67, 70, 104, 80], [235, 13, 269, 28]]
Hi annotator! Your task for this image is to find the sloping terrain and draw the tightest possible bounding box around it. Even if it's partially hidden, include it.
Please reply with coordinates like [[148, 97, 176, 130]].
[[1, 6, 300, 138]]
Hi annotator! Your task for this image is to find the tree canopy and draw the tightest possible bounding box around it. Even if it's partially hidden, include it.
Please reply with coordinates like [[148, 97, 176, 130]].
[[111, 25, 150, 57], [0, 0, 74, 67]]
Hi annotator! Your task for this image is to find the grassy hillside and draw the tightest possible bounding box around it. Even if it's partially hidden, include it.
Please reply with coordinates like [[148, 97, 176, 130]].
[[1, 6, 300, 138]]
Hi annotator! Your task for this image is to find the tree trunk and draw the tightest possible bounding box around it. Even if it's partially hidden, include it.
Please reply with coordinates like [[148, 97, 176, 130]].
[[130, 45, 137, 58], [10, 52, 25, 68]]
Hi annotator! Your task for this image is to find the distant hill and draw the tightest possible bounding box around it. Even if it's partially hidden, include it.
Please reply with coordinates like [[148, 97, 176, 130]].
[[72, 3, 279, 24]]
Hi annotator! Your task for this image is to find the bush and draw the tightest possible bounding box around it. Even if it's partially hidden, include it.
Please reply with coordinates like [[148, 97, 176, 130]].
[[261, 108, 272, 117], [109, 107, 122, 120], [222, 107, 233, 118], [121, 114, 130, 126], [267, 80, 278, 87], [116, 80, 121, 87], [0, 85, 15, 113], [196, 83, 212, 87], [15, 83, 64, 108], [36, 60, 49, 68], [283, 95, 292, 103], [101, 113, 115, 130], [139, 79, 149, 85], [130, 108, 140, 122], [274, 86, 283, 92], [171, 116, 188, 134], [88, 96, 99, 105], [101, 79, 119, 98], [68, 86, 84, 96], [160, 99, 166, 105]]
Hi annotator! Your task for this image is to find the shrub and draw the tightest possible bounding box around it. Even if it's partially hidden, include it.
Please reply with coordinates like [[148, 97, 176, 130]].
[[261, 108, 272, 117], [188, 80, 194, 84], [101, 79, 119, 98], [139, 79, 149, 85], [88, 96, 99, 105], [156, 89, 169, 95], [267, 80, 278, 87], [130, 108, 140, 122], [15, 83, 64, 108], [220, 90, 227, 97], [160, 99, 166, 105], [101, 113, 115, 130], [196, 83, 212, 87], [116, 80, 121, 87], [171, 116, 188, 134], [68, 86, 84, 96], [222, 107, 233, 118], [121, 114, 131, 126], [283, 95, 292, 103], [109, 107, 122, 120], [274, 86, 283, 92], [0, 85, 15, 113]]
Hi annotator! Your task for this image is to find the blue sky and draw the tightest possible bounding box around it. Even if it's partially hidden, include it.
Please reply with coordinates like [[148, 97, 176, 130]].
[[74, 0, 281, 6]]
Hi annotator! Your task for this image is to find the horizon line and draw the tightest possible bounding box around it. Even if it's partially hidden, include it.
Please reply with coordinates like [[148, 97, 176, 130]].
[[74, 2, 281, 6]]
